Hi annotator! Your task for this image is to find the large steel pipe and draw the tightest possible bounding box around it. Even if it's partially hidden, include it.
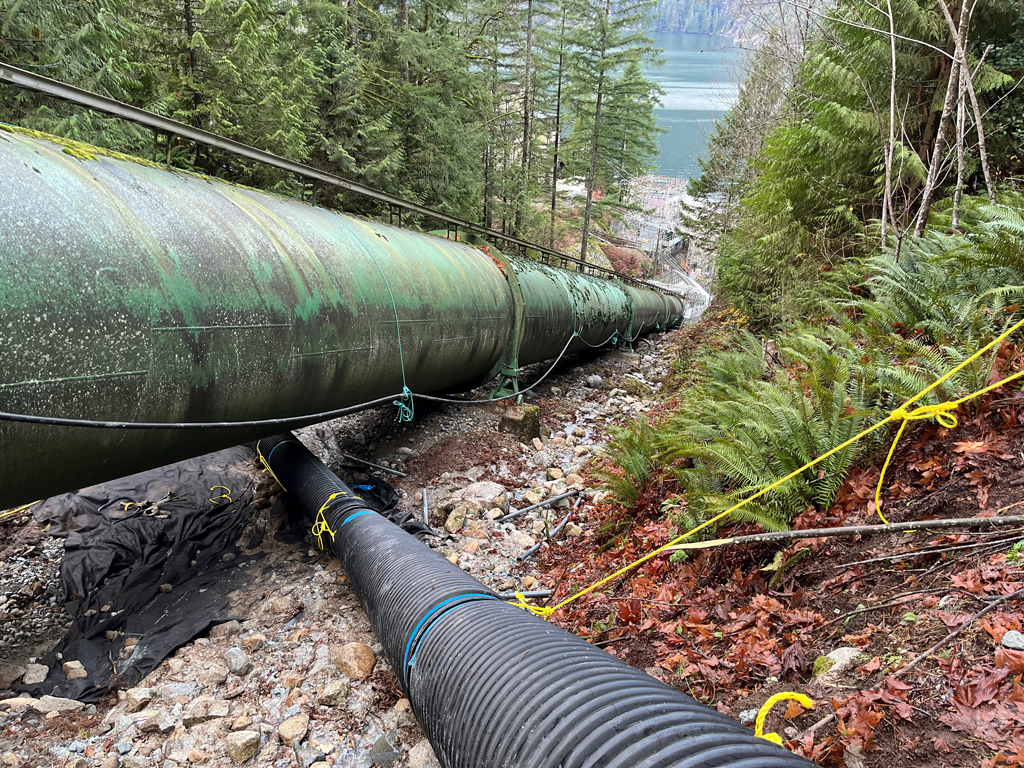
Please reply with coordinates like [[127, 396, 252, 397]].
[[0, 129, 684, 507]]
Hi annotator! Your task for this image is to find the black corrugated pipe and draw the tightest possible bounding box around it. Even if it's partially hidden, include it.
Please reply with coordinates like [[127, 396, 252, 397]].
[[257, 433, 814, 768]]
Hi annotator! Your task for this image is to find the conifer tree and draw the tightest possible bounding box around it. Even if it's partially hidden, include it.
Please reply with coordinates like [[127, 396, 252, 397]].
[[562, 0, 661, 261], [0, 0, 145, 146]]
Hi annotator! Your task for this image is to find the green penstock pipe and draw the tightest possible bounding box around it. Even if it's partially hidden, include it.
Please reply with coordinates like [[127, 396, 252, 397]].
[[0, 128, 683, 508]]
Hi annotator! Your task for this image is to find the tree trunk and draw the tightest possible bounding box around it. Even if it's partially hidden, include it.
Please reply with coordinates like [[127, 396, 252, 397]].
[[937, 0, 997, 205], [549, 11, 565, 248], [580, 0, 612, 263], [484, 145, 492, 229], [485, 36, 499, 230], [881, 0, 897, 244], [952, 54, 967, 229], [579, 82, 604, 263], [348, 0, 359, 53], [971, 46, 997, 205], [399, 0, 409, 82], [914, 0, 969, 237], [515, 0, 533, 236], [183, 0, 201, 122]]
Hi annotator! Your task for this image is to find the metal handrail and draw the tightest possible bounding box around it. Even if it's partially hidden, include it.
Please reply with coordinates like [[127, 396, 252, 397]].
[[0, 62, 677, 295]]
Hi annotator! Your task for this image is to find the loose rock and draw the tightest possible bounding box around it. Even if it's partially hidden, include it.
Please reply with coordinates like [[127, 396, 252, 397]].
[[224, 647, 252, 676], [317, 680, 350, 706], [813, 647, 863, 686], [1001, 630, 1024, 651], [407, 738, 440, 768], [523, 488, 547, 506], [499, 405, 541, 441], [124, 686, 156, 712], [512, 532, 536, 548], [329, 642, 376, 680], [241, 633, 266, 652], [270, 594, 304, 615], [21, 663, 48, 685], [226, 730, 260, 763], [197, 663, 228, 686], [138, 710, 175, 734], [182, 696, 229, 726], [277, 713, 309, 745], [31, 695, 85, 714], [297, 747, 326, 768], [444, 502, 473, 533], [0, 665, 25, 688], [210, 620, 242, 640]]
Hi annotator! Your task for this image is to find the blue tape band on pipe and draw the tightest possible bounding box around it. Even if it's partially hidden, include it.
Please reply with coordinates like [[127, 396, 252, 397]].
[[340, 509, 375, 527], [407, 597, 503, 676], [267, 439, 302, 463], [402, 593, 498, 677]]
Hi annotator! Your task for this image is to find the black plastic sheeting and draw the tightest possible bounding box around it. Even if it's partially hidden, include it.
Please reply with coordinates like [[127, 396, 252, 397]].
[[18, 442, 420, 702], [258, 432, 815, 768], [19, 447, 263, 701]]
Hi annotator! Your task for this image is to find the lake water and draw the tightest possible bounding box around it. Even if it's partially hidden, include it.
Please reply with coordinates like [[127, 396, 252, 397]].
[[645, 33, 744, 180]]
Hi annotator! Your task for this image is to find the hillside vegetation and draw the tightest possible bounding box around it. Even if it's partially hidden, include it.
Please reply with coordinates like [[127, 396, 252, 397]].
[[566, 1, 1024, 764]]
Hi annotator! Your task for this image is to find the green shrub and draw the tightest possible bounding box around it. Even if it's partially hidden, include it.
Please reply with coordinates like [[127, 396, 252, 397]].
[[595, 416, 661, 508]]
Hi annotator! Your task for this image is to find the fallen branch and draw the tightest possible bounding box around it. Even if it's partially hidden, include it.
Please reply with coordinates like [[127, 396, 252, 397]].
[[894, 585, 1024, 679], [839, 532, 1024, 567], [665, 514, 1024, 552], [800, 585, 1024, 740], [916, 539, 1016, 578], [338, 450, 409, 477], [821, 587, 952, 627]]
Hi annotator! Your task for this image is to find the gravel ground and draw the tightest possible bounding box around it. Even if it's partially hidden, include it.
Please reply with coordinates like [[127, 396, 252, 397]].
[[0, 331, 679, 768]]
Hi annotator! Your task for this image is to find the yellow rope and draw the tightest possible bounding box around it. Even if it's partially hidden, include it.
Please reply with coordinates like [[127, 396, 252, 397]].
[[312, 492, 344, 549], [255, 439, 288, 492], [874, 367, 1024, 523], [0, 500, 41, 522], [208, 485, 233, 504], [510, 316, 1024, 618], [754, 692, 814, 744]]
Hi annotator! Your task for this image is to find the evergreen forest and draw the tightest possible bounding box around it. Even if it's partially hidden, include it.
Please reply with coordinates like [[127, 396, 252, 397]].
[[0, 0, 665, 261], [652, 0, 743, 36]]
